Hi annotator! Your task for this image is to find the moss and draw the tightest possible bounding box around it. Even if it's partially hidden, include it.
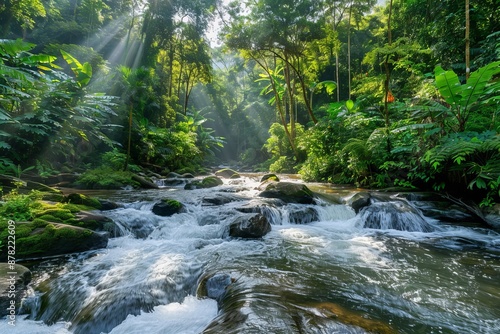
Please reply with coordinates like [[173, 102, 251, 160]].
[[162, 199, 182, 209], [201, 176, 223, 188], [76, 167, 140, 189], [31, 218, 49, 228], [63, 193, 102, 209], [8, 223, 105, 259], [35, 209, 74, 221]]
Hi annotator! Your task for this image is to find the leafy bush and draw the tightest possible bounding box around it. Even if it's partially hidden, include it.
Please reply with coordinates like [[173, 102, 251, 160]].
[[76, 167, 139, 189], [0, 190, 43, 221], [422, 131, 500, 206]]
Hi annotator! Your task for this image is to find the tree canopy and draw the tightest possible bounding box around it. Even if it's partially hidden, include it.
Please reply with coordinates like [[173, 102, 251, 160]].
[[0, 0, 499, 206]]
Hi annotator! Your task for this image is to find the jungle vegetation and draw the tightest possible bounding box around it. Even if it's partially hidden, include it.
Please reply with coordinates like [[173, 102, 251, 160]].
[[0, 0, 499, 206]]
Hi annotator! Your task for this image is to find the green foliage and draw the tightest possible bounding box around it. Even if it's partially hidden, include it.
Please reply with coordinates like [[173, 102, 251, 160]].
[[0, 39, 118, 169], [76, 167, 139, 189], [0, 190, 42, 221], [422, 131, 500, 206], [434, 61, 500, 132]]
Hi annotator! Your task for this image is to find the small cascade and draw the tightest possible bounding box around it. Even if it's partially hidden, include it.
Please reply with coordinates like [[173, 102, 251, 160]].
[[315, 203, 356, 222], [104, 206, 160, 238], [359, 200, 436, 232]]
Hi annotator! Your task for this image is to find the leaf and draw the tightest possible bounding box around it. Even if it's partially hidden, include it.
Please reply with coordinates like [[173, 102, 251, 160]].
[[345, 99, 354, 111], [434, 66, 462, 106], [60, 49, 82, 72], [0, 39, 35, 56], [461, 61, 500, 107], [315, 80, 337, 95]]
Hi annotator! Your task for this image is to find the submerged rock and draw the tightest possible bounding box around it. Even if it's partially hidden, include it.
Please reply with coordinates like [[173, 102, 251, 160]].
[[0, 263, 31, 317], [359, 200, 435, 232], [197, 273, 233, 302], [228, 213, 272, 238], [202, 193, 247, 206], [288, 206, 319, 224]]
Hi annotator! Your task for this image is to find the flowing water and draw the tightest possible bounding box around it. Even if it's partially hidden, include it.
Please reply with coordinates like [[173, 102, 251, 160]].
[[2, 175, 500, 333]]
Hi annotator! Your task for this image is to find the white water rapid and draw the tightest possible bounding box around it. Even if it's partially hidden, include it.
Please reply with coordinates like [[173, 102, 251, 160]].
[[1, 175, 499, 333]]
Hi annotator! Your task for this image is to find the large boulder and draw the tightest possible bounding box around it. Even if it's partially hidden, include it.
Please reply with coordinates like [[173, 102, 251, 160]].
[[0, 263, 31, 318], [228, 213, 271, 238], [260, 173, 280, 182], [0, 222, 108, 261], [215, 168, 240, 179], [185, 176, 223, 190], [258, 182, 315, 204], [152, 198, 185, 216], [346, 192, 371, 213], [359, 200, 435, 232]]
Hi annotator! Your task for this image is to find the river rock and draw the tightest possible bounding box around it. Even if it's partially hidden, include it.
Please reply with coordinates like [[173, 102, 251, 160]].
[[74, 211, 122, 237], [202, 193, 246, 206], [215, 168, 240, 179], [185, 176, 223, 190], [260, 173, 280, 182], [199, 273, 233, 302], [63, 193, 102, 209], [258, 181, 315, 204], [288, 206, 319, 224], [229, 213, 271, 238], [0, 263, 31, 318], [346, 192, 371, 213], [98, 199, 121, 211], [152, 198, 185, 216], [131, 174, 159, 189], [3, 223, 108, 260], [359, 201, 435, 232]]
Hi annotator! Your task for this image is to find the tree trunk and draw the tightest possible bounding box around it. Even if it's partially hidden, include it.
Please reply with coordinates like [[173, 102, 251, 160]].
[[348, 1, 353, 100], [465, 0, 470, 79]]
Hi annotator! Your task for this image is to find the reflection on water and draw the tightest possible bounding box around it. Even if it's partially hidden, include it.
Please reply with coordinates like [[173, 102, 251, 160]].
[[2, 176, 499, 334]]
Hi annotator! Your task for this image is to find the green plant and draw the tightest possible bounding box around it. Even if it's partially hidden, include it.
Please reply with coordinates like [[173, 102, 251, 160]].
[[434, 61, 500, 132], [423, 131, 500, 206], [76, 167, 139, 189], [0, 190, 43, 221]]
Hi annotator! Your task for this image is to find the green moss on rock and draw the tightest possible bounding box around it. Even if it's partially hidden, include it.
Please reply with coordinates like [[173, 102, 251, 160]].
[[0, 222, 108, 260], [76, 167, 139, 189], [63, 193, 102, 209]]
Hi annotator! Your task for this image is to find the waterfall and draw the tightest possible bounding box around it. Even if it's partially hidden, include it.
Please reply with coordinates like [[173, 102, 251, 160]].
[[359, 200, 437, 232]]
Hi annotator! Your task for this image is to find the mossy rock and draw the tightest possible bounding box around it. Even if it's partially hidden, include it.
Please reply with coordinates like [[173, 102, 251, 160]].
[[63, 193, 102, 210], [260, 173, 280, 182], [258, 181, 315, 204], [152, 199, 185, 216], [0, 222, 108, 261], [215, 168, 240, 179], [184, 176, 223, 190]]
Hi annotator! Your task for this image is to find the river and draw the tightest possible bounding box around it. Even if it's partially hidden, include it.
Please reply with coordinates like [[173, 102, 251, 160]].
[[2, 175, 499, 333]]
